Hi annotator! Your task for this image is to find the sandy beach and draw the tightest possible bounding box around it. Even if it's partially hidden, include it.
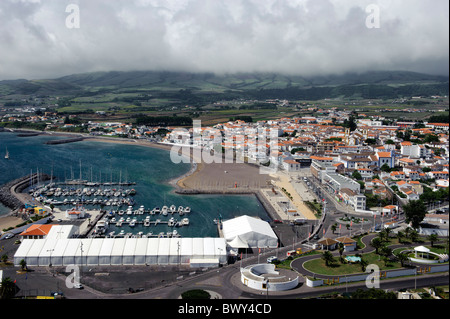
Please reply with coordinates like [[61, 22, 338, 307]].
[[89, 138, 273, 193], [0, 215, 24, 232]]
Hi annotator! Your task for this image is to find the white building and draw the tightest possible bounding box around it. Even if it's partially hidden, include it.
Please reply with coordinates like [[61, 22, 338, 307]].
[[222, 215, 278, 249]]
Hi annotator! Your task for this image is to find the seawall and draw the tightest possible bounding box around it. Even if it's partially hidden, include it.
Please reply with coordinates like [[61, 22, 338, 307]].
[[0, 173, 51, 211]]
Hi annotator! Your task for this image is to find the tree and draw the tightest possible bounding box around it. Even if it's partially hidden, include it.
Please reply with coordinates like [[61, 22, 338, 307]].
[[19, 259, 27, 271], [360, 258, 369, 272], [397, 231, 405, 244], [370, 237, 384, 255], [352, 170, 362, 180], [409, 229, 420, 242], [381, 246, 393, 259], [351, 288, 396, 299], [0, 277, 16, 299], [322, 251, 335, 267], [380, 163, 391, 173], [403, 200, 427, 229], [427, 234, 438, 247], [338, 243, 345, 263], [396, 252, 409, 267], [331, 223, 337, 234]]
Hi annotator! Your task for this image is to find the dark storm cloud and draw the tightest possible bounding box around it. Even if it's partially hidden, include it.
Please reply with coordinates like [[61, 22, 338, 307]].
[[0, 0, 448, 80]]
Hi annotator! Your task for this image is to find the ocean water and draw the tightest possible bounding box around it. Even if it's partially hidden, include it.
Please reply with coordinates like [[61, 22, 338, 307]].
[[0, 132, 268, 237]]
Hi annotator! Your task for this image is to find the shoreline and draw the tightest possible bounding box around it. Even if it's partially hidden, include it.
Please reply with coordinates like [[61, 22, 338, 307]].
[[1, 130, 309, 223]]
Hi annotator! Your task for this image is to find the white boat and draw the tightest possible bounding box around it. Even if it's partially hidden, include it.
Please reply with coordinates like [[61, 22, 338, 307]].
[[139, 205, 145, 213], [169, 205, 176, 213], [172, 229, 178, 237], [126, 217, 131, 223], [144, 218, 151, 227], [162, 206, 168, 215], [154, 207, 160, 214], [119, 230, 125, 236], [118, 210, 125, 215], [5, 147, 9, 160], [181, 218, 189, 226], [178, 206, 184, 214], [183, 206, 191, 214], [168, 217, 176, 227], [129, 219, 136, 227]]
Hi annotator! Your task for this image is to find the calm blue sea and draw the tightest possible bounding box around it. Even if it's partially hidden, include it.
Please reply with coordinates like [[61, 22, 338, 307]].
[[0, 132, 268, 237]]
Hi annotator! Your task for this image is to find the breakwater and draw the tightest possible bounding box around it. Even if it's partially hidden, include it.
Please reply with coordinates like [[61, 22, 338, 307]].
[[44, 137, 85, 145], [0, 173, 51, 210]]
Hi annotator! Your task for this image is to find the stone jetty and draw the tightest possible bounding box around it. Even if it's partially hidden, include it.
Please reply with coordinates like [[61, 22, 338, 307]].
[[0, 173, 51, 210]]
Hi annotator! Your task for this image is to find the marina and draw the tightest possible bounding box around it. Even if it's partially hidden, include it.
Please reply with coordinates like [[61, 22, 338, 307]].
[[0, 132, 270, 239], [93, 207, 191, 239], [28, 183, 138, 207]]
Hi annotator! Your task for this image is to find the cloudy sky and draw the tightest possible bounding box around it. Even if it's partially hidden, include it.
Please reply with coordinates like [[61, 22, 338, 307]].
[[0, 0, 448, 80]]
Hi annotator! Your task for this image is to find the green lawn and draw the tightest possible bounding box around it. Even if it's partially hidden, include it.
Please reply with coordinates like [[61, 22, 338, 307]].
[[303, 252, 403, 276]]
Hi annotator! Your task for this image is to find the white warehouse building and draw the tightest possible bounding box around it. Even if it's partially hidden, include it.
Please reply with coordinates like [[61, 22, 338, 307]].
[[14, 226, 227, 268]]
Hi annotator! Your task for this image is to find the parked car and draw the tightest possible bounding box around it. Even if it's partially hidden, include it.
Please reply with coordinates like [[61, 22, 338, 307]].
[[267, 256, 278, 263]]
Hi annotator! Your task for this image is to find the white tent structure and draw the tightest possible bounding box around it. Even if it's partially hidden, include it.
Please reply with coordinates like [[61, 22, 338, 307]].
[[111, 238, 126, 265], [75, 239, 92, 265], [26, 238, 47, 266], [86, 238, 103, 265], [14, 231, 227, 268], [51, 239, 70, 266], [63, 239, 80, 265], [146, 238, 159, 264], [222, 215, 278, 249], [98, 238, 115, 265], [14, 239, 35, 266], [134, 238, 148, 265], [123, 238, 138, 265]]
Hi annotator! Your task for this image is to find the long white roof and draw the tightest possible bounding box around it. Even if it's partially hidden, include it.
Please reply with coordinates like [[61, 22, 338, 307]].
[[14, 237, 227, 266]]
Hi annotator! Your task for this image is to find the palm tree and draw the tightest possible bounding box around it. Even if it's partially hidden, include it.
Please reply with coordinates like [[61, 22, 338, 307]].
[[331, 224, 337, 234], [397, 231, 405, 244], [384, 227, 392, 240], [396, 252, 409, 267], [360, 258, 369, 272], [404, 226, 411, 240], [19, 259, 27, 272], [381, 246, 393, 258], [371, 237, 384, 255], [409, 229, 419, 243], [322, 251, 335, 267], [427, 234, 438, 247], [338, 242, 345, 262], [1, 254, 8, 263], [0, 277, 16, 299]]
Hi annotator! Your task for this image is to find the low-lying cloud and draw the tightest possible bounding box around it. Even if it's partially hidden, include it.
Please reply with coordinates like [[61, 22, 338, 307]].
[[0, 0, 448, 80]]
